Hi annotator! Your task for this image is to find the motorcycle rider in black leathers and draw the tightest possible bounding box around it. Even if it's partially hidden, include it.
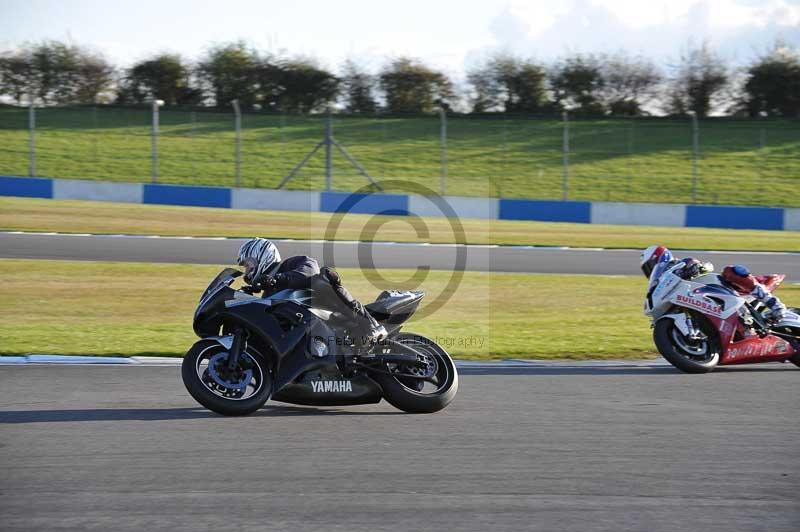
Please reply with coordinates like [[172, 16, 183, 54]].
[[236, 238, 387, 343]]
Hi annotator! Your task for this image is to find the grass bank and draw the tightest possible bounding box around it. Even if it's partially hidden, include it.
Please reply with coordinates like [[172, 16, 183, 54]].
[[1, 107, 798, 206], [2, 197, 799, 252]]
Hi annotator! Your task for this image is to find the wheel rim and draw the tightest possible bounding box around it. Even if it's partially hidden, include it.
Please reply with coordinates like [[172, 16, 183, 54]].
[[195, 345, 265, 401], [669, 320, 717, 364], [386, 339, 451, 395]]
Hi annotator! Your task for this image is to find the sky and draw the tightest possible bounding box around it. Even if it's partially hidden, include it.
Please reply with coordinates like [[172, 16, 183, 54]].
[[1, 0, 799, 81]]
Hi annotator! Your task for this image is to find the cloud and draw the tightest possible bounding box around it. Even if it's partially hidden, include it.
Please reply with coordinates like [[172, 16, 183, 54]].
[[468, 0, 800, 68], [488, 6, 531, 48]]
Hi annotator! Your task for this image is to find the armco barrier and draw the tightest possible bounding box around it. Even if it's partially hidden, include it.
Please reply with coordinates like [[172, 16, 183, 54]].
[[143, 183, 231, 209], [231, 188, 320, 212], [591, 202, 685, 227], [499, 199, 591, 223], [408, 194, 498, 220], [0, 176, 53, 198], [320, 191, 408, 215], [52, 178, 143, 203], [0, 175, 797, 232], [785, 209, 800, 231], [686, 205, 784, 231]]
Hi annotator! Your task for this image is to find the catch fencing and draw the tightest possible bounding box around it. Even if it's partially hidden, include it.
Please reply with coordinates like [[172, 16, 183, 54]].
[[0, 104, 798, 207]]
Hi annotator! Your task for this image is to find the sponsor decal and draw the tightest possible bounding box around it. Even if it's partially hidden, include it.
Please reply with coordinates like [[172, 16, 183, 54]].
[[719, 319, 735, 335], [676, 294, 722, 316], [311, 380, 353, 393], [653, 274, 680, 300], [727, 338, 790, 360]]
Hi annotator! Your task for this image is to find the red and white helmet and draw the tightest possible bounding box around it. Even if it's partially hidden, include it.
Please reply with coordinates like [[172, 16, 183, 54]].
[[639, 245, 672, 278]]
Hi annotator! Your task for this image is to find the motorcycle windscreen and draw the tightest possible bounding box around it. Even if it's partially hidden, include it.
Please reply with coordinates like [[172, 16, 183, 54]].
[[199, 268, 242, 303], [647, 259, 672, 295]]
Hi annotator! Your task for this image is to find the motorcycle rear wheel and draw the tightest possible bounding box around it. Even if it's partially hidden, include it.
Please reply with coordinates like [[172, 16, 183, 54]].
[[182, 340, 272, 416], [372, 333, 458, 414], [654, 313, 720, 374]]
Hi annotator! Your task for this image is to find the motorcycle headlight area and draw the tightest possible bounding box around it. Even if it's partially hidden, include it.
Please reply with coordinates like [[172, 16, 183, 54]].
[[308, 336, 329, 358]]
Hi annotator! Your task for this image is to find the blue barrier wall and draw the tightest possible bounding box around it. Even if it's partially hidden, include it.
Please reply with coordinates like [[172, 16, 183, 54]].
[[499, 199, 592, 223], [320, 191, 409, 215], [143, 183, 231, 209], [686, 205, 784, 231], [0, 176, 53, 199], [1, 176, 797, 232]]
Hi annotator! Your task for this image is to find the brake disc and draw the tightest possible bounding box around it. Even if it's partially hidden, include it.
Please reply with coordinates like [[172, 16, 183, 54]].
[[206, 352, 252, 392]]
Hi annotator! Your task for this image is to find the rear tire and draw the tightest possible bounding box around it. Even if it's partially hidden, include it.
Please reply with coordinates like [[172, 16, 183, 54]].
[[778, 310, 800, 368], [182, 340, 272, 416], [653, 313, 720, 374], [372, 333, 458, 414]]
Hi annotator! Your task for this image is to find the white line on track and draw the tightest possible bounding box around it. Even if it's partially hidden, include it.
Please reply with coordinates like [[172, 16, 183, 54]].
[[3, 231, 797, 255], [0, 354, 671, 368]]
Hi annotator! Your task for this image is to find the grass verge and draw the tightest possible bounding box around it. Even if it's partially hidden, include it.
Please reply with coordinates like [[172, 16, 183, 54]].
[[1, 107, 799, 207], [2, 197, 799, 252], [1, 259, 798, 360]]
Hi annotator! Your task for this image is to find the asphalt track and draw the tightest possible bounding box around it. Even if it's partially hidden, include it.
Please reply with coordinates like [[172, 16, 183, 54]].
[[2, 231, 799, 277], [1, 364, 798, 532]]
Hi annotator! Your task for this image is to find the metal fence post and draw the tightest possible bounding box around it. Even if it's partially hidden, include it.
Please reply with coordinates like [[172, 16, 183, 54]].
[[91, 105, 99, 163], [562, 111, 569, 200], [232, 99, 242, 187], [689, 111, 699, 202], [757, 125, 766, 182], [325, 110, 333, 191], [190, 110, 197, 177], [439, 107, 447, 195], [151, 100, 163, 183], [28, 103, 36, 177]]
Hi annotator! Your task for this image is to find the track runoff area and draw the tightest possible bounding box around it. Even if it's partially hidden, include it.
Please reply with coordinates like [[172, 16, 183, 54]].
[[1, 231, 798, 531], [1, 231, 799, 277]]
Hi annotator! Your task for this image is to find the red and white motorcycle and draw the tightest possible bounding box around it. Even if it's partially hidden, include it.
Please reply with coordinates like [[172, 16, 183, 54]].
[[645, 265, 800, 373]]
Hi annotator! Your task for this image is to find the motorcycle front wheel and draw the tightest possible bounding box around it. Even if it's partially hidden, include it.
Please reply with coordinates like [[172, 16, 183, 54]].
[[371, 332, 458, 414], [181, 339, 272, 416], [653, 312, 720, 374]]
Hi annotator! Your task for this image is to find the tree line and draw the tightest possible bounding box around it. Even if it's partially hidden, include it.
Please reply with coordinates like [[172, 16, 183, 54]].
[[1, 40, 799, 118]]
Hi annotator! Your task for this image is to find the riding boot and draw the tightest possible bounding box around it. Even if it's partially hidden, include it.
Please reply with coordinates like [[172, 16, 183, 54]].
[[322, 266, 387, 343], [362, 310, 388, 344]]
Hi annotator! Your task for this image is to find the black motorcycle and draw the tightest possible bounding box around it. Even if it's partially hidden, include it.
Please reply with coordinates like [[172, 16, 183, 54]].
[[181, 268, 458, 415]]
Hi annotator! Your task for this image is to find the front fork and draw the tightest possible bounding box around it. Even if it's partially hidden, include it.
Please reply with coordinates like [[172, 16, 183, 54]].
[[658, 312, 706, 340], [226, 328, 247, 371]]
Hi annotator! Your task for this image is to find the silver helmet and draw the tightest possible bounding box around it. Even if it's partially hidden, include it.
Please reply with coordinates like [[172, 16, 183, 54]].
[[236, 238, 281, 283]]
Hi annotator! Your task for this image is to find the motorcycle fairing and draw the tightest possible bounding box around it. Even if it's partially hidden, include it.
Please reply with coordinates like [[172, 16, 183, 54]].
[[270, 315, 339, 392], [365, 290, 425, 333], [720, 334, 797, 365], [664, 278, 744, 320], [272, 372, 382, 406]]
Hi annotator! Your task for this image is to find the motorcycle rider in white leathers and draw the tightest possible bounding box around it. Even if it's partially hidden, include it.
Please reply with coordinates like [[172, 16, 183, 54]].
[[640, 245, 787, 322]]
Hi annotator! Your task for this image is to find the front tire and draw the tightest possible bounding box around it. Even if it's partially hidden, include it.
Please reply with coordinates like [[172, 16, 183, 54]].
[[372, 333, 458, 414], [653, 313, 720, 374], [182, 340, 272, 416]]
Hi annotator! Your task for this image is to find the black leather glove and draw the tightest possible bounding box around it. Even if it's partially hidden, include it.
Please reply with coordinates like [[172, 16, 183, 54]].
[[250, 275, 281, 294], [681, 259, 702, 279], [241, 284, 260, 295]]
